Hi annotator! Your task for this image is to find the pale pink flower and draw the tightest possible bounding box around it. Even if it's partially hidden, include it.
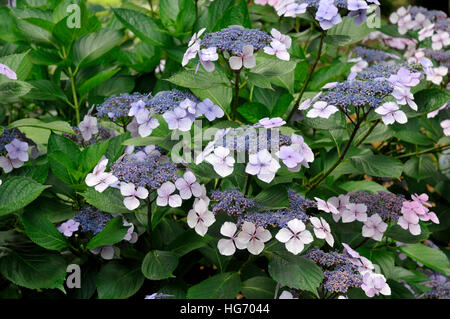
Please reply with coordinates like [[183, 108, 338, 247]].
[[441, 120, 450, 136], [375, 102, 407, 125], [306, 101, 338, 119], [315, 197, 340, 215], [361, 272, 391, 297], [275, 218, 313, 255], [187, 199, 215, 237], [156, 181, 182, 208], [205, 146, 235, 177], [362, 214, 387, 241], [120, 183, 149, 210], [342, 203, 368, 223], [229, 45, 256, 70], [217, 222, 246, 256], [238, 221, 272, 255], [309, 217, 334, 247], [175, 171, 202, 200]]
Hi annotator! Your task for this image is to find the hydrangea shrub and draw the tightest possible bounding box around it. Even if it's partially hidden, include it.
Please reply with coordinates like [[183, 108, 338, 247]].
[[0, 0, 449, 300]]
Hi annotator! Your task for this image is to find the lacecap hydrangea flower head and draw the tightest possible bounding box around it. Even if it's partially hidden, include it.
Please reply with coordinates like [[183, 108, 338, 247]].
[[182, 25, 292, 73]]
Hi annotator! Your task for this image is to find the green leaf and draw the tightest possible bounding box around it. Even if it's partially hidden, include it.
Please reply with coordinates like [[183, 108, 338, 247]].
[[0, 177, 50, 216], [24, 80, 69, 103], [268, 252, 323, 297], [78, 140, 109, 174], [0, 51, 32, 82], [308, 61, 354, 90], [168, 230, 212, 257], [412, 89, 450, 116], [20, 210, 69, 251], [403, 156, 437, 181], [141, 250, 179, 280], [73, 29, 123, 67], [113, 8, 170, 47], [351, 155, 403, 178], [248, 73, 273, 90], [328, 16, 372, 44], [83, 187, 131, 214], [205, 0, 234, 31], [393, 130, 433, 146], [9, 162, 49, 184], [252, 56, 297, 77], [271, 93, 294, 118], [160, 0, 195, 34], [0, 81, 34, 100], [122, 136, 165, 147], [213, 0, 251, 31], [237, 102, 270, 123], [391, 267, 429, 284], [0, 248, 66, 290], [191, 85, 233, 116], [241, 276, 277, 299], [340, 180, 387, 193], [96, 261, 145, 299], [370, 249, 395, 279], [187, 272, 241, 299], [166, 68, 229, 89], [47, 132, 80, 184], [398, 244, 450, 276], [324, 35, 353, 46], [78, 68, 121, 97], [253, 185, 289, 209], [86, 216, 130, 250], [8, 118, 74, 134], [104, 133, 130, 164], [386, 224, 430, 244]]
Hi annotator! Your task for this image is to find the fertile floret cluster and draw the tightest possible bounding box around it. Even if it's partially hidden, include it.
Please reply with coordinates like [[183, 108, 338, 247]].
[[348, 191, 405, 222], [73, 205, 112, 235], [200, 26, 271, 56], [110, 153, 178, 190], [305, 248, 363, 294], [211, 188, 257, 216], [96, 93, 152, 121], [237, 190, 315, 228]]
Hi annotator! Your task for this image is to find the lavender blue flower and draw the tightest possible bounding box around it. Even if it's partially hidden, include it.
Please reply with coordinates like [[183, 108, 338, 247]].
[[0, 128, 35, 154], [96, 93, 152, 121]]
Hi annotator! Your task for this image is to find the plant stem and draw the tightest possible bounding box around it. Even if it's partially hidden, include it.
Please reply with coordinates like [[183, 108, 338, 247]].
[[306, 110, 369, 196], [148, 0, 154, 17], [232, 70, 241, 121], [354, 237, 370, 249], [195, 0, 198, 20], [287, 31, 326, 123], [67, 67, 80, 124], [244, 174, 253, 196], [395, 144, 450, 159], [355, 119, 380, 147], [147, 195, 156, 248]]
